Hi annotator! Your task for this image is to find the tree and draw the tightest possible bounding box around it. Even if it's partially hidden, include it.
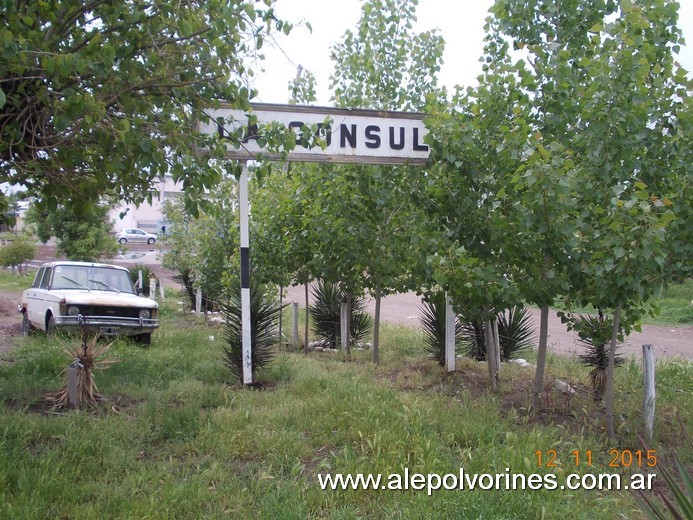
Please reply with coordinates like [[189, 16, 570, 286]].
[[325, 0, 445, 362], [25, 201, 117, 261], [0, 234, 37, 274], [161, 176, 239, 310], [1, 0, 292, 212]]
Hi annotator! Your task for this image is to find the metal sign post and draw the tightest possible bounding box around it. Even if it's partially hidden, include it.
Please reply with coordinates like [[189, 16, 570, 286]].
[[240, 162, 252, 385]]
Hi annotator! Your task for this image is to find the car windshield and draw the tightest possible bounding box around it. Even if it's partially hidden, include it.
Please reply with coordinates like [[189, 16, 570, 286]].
[[51, 265, 136, 294]]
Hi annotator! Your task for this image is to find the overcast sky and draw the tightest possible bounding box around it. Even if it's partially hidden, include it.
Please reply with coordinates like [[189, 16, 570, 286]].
[[251, 0, 693, 105]]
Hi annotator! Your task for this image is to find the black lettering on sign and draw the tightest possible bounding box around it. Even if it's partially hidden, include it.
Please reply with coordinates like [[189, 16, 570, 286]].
[[242, 123, 259, 144], [389, 126, 405, 150], [289, 121, 303, 145], [340, 123, 357, 148], [365, 125, 381, 149], [413, 128, 429, 152]]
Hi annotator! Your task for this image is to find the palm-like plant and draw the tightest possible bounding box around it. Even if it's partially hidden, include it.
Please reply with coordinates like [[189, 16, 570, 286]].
[[221, 278, 283, 384], [309, 280, 373, 349], [461, 307, 534, 362], [568, 310, 624, 399], [419, 292, 464, 365], [47, 330, 117, 409], [497, 306, 534, 361]]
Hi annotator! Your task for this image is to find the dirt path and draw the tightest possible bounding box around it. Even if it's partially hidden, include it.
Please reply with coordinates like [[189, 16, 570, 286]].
[[286, 286, 692, 360]]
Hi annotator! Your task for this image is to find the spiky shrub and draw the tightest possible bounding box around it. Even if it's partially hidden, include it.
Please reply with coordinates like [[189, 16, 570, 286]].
[[635, 432, 692, 520], [309, 280, 373, 349], [497, 306, 534, 361], [419, 292, 464, 365], [569, 310, 624, 399], [461, 319, 486, 361], [221, 278, 283, 384], [46, 330, 117, 409], [127, 264, 154, 296], [461, 307, 534, 362]]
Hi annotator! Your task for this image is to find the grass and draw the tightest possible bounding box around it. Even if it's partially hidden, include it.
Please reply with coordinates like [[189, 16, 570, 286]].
[[0, 294, 690, 519]]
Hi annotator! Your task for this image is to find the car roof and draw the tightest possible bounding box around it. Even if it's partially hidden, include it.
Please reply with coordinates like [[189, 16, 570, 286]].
[[38, 261, 129, 272]]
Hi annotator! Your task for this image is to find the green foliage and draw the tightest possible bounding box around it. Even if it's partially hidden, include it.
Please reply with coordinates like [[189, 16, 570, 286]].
[[419, 292, 463, 365], [221, 277, 282, 384], [25, 202, 117, 261], [0, 0, 292, 212], [308, 280, 373, 349], [161, 179, 239, 310], [0, 234, 36, 273]]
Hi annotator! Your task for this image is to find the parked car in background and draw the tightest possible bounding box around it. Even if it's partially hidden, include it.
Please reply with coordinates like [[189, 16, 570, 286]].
[[19, 261, 159, 344], [116, 228, 157, 245]]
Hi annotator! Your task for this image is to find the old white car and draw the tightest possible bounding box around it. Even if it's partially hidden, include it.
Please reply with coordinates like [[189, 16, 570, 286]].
[[19, 261, 159, 345]]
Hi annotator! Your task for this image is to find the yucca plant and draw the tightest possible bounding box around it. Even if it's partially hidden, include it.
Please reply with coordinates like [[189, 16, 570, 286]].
[[221, 277, 283, 384], [127, 264, 155, 296], [568, 310, 624, 399], [46, 330, 117, 409], [635, 432, 692, 520], [461, 307, 534, 362], [419, 292, 464, 365], [497, 306, 534, 361], [309, 280, 373, 349]]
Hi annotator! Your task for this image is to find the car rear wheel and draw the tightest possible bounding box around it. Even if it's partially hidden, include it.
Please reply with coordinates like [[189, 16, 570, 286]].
[[21, 313, 32, 336], [147, 238, 155, 245], [118, 237, 127, 244]]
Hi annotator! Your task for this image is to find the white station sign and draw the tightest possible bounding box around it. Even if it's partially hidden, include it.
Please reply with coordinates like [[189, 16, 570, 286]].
[[198, 103, 430, 165]]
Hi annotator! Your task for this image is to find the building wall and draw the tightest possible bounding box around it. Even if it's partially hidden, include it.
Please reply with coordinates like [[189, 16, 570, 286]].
[[109, 175, 183, 234]]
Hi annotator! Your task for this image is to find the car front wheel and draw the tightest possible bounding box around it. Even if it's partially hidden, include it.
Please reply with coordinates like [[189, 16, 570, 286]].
[[21, 313, 32, 336], [135, 333, 152, 346], [147, 238, 155, 245], [118, 237, 127, 244], [46, 315, 56, 337]]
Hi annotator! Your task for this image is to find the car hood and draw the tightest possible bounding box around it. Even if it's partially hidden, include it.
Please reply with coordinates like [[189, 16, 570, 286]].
[[50, 290, 158, 309]]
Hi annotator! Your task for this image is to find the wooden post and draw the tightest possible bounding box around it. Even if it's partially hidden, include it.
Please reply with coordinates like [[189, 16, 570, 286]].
[[159, 279, 165, 300], [292, 302, 299, 350], [138, 270, 143, 292], [643, 344, 656, 441], [67, 362, 80, 409], [195, 287, 202, 316], [340, 302, 348, 352], [239, 163, 252, 385], [278, 286, 283, 349], [149, 277, 157, 301], [485, 320, 500, 391], [445, 293, 455, 372]]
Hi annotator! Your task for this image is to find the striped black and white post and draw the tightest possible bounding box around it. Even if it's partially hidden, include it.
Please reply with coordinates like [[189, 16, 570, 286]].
[[240, 163, 252, 385]]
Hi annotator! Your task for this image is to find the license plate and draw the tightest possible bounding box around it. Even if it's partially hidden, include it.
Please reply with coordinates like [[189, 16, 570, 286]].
[[100, 326, 120, 335]]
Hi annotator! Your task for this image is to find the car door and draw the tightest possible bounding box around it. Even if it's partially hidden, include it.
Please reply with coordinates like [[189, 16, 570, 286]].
[[25, 267, 51, 329]]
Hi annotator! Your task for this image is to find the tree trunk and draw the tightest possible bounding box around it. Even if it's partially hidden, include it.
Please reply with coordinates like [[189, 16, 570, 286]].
[[532, 306, 550, 410], [304, 282, 309, 355], [373, 286, 381, 364], [605, 303, 622, 440]]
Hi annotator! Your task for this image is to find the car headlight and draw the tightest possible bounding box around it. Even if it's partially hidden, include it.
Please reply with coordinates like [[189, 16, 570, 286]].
[[67, 306, 80, 317], [139, 309, 151, 319]]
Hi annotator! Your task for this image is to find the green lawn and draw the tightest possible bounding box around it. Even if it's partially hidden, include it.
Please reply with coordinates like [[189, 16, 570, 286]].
[[0, 300, 690, 519]]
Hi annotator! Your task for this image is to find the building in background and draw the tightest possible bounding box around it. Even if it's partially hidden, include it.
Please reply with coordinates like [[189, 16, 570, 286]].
[[109, 175, 183, 234]]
